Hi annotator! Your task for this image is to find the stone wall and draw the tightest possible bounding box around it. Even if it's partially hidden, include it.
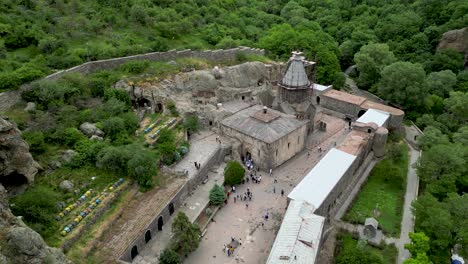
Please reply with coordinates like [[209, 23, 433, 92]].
[[119, 144, 228, 263], [44, 47, 264, 81], [319, 95, 361, 118], [271, 124, 308, 168]]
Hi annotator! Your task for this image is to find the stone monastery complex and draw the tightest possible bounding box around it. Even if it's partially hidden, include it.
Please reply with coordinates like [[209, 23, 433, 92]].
[[105, 51, 403, 263]]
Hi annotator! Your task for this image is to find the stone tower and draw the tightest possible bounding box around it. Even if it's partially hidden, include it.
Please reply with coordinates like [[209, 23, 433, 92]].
[[278, 51, 315, 104]]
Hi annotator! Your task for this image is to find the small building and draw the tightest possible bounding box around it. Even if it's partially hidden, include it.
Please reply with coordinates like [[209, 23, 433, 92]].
[[220, 105, 308, 170], [267, 200, 325, 264], [363, 217, 379, 239]]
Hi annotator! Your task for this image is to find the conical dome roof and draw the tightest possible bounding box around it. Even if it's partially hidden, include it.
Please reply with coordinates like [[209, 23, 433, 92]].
[[280, 51, 310, 88]]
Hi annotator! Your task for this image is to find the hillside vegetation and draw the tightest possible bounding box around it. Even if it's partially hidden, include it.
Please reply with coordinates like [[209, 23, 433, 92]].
[[1, 0, 467, 262]]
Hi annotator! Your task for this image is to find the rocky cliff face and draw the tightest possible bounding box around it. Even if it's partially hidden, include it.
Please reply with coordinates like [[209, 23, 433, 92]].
[[0, 118, 68, 263], [115, 61, 284, 122], [0, 117, 40, 193], [438, 27, 468, 68], [0, 185, 69, 264]]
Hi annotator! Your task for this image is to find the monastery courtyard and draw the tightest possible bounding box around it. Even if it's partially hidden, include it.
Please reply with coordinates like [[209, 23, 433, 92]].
[[186, 114, 347, 264]]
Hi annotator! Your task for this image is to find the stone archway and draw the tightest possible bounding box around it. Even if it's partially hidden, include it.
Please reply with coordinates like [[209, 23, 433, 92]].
[[145, 230, 152, 243], [158, 216, 163, 231], [169, 203, 175, 215], [131, 245, 138, 259]]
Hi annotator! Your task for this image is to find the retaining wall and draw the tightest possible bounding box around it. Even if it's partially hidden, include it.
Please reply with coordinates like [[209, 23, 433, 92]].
[[44, 47, 264, 81], [119, 144, 229, 262]]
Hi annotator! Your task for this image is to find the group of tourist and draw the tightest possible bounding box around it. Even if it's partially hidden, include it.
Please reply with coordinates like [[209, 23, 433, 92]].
[[223, 237, 242, 257]]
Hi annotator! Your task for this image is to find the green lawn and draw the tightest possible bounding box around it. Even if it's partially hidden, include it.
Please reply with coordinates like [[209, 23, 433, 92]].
[[335, 233, 397, 264], [345, 142, 409, 236]]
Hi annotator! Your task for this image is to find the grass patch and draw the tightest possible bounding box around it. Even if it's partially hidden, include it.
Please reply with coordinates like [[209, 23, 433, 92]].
[[335, 232, 397, 264], [345, 142, 409, 236], [66, 188, 131, 264]]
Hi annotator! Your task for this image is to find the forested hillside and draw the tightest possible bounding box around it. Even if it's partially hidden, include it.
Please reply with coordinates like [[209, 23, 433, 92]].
[[1, 0, 467, 263]]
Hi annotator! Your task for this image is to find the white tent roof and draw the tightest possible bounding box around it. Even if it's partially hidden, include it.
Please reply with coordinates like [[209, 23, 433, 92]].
[[288, 148, 356, 209], [313, 83, 332, 92], [267, 200, 325, 264], [356, 108, 390, 127]]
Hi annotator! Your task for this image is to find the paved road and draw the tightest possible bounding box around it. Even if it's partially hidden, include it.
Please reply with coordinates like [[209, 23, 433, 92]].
[[396, 143, 420, 263]]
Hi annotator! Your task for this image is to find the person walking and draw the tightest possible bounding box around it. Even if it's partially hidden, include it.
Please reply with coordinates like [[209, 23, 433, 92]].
[[269, 168, 272, 177], [281, 189, 284, 196]]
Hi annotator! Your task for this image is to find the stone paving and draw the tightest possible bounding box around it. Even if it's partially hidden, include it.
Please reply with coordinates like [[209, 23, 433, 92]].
[[185, 122, 349, 264]]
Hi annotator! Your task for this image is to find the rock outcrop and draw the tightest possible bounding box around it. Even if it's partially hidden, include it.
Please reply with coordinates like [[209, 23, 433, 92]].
[[438, 27, 468, 67], [0, 185, 69, 264], [79, 122, 104, 137], [0, 118, 40, 191], [115, 61, 284, 124]]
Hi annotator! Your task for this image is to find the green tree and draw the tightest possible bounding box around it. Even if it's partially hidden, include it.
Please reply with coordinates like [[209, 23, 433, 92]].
[[96, 145, 132, 174], [405, 232, 431, 257], [159, 249, 180, 264], [209, 184, 226, 205], [425, 70, 457, 97], [183, 114, 199, 134], [170, 212, 201, 256], [455, 70, 468, 92], [444, 91, 468, 124], [453, 126, 468, 146], [378, 61, 427, 110], [354, 43, 396, 89], [224, 161, 245, 186], [127, 151, 157, 189], [417, 143, 465, 198], [426, 49, 464, 73], [416, 126, 449, 151]]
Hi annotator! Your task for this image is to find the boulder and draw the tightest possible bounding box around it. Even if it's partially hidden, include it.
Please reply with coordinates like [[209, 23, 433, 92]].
[[24, 102, 36, 112], [79, 122, 104, 137], [90, 135, 103, 141], [61, 150, 76, 163], [59, 180, 74, 192], [0, 118, 40, 190], [212, 66, 224, 79]]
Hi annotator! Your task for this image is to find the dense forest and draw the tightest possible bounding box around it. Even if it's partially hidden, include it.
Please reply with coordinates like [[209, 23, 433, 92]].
[[1, 0, 467, 263]]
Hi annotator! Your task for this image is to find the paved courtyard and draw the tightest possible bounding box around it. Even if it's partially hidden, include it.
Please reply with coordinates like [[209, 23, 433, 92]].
[[185, 115, 348, 264]]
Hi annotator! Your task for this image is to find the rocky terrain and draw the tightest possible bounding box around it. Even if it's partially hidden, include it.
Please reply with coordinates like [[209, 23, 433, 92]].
[[0, 118, 69, 264], [0, 118, 40, 193], [438, 27, 468, 68], [116, 61, 285, 124]]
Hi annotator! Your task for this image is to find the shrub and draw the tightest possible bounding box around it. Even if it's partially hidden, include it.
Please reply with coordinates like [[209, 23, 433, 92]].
[[209, 184, 226, 205], [96, 146, 132, 174], [22, 130, 46, 154], [224, 161, 245, 186], [159, 249, 180, 264], [103, 97, 129, 116], [205, 207, 213, 216], [159, 141, 177, 165], [103, 89, 132, 108], [158, 128, 175, 145], [11, 186, 60, 239], [103, 117, 126, 139], [63, 127, 86, 147], [119, 60, 150, 74], [183, 114, 199, 133], [127, 151, 157, 189], [166, 100, 179, 116]]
